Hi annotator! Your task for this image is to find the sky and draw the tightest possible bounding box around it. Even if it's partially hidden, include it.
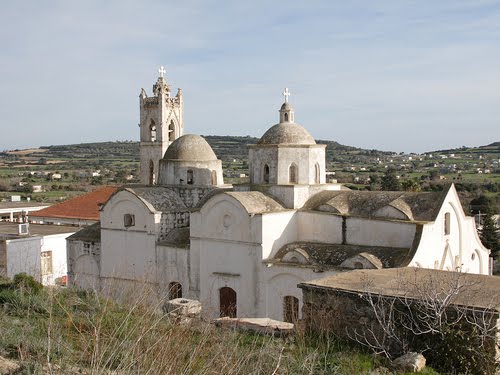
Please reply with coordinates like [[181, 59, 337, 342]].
[[0, 1, 499, 153]]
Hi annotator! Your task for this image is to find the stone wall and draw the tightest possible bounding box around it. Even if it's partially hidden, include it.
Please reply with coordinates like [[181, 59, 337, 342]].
[[300, 284, 500, 369]]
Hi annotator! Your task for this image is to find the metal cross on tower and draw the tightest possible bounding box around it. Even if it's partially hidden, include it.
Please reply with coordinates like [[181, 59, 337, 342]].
[[158, 66, 166, 78], [283, 87, 290, 103]]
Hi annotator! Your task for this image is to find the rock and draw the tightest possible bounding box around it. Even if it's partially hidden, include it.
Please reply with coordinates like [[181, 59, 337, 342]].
[[0, 355, 21, 374], [163, 298, 202, 317], [213, 317, 294, 337], [368, 366, 391, 375], [393, 352, 426, 372]]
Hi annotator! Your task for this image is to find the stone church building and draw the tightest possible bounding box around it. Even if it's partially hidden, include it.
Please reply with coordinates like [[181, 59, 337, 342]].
[[67, 69, 490, 322]]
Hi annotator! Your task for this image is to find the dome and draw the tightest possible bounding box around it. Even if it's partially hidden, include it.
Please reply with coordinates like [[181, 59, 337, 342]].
[[258, 123, 316, 145], [163, 134, 218, 161], [280, 102, 293, 111]]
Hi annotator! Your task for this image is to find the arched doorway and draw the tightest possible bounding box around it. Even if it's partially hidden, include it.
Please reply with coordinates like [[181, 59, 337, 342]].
[[168, 281, 182, 300], [219, 287, 237, 318], [283, 295, 299, 323]]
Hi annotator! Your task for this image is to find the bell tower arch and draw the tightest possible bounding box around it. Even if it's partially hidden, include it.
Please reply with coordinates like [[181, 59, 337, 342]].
[[139, 66, 184, 185]]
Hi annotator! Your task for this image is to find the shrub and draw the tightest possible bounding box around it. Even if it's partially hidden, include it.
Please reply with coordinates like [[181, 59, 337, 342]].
[[12, 273, 43, 295]]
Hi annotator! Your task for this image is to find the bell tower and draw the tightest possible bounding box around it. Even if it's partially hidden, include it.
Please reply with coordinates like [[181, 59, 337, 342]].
[[139, 66, 184, 185]]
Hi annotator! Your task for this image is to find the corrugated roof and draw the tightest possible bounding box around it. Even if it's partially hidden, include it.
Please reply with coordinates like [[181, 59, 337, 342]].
[[31, 186, 118, 220]]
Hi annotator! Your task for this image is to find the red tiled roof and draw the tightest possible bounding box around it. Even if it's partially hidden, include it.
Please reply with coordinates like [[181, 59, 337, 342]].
[[31, 186, 118, 220]]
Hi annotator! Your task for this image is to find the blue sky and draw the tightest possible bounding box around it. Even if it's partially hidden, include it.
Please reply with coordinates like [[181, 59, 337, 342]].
[[0, 1, 499, 153]]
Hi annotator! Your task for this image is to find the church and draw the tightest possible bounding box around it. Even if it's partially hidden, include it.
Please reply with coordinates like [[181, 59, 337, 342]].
[[67, 68, 490, 322]]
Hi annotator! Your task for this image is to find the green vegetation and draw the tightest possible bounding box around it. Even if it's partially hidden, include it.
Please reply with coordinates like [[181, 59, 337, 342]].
[[0, 277, 438, 374], [1, 139, 498, 212]]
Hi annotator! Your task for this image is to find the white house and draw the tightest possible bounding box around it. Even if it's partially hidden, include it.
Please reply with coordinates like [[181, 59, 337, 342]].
[[67, 70, 490, 323], [0, 222, 75, 285]]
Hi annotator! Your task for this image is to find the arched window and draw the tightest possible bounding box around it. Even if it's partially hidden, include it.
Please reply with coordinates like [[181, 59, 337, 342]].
[[283, 296, 299, 323], [169, 121, 175, 142], [219, 287, 237, 318], [149, 120, 156, 142], [149, 160, 155, 185], [315, 163, 320, 184], [187, 170, 194, 185], [444, 212, 451, 235], [263, 164, 270, 183], [284, 113, 288, 122], [168, 282, 182, 300], [211, 170, 217, 185], [289, 163, 298, 184]]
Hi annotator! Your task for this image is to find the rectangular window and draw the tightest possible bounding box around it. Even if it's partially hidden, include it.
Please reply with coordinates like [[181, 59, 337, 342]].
[[41, 251, 53, 275], [444, 212, 451, 235], [124, 214, 135, 227]]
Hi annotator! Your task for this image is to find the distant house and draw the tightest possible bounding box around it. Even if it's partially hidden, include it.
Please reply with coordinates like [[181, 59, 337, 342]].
[[0, 222, 76, 285], [0, 201, 50, 222], [30, 186, 117, 226]]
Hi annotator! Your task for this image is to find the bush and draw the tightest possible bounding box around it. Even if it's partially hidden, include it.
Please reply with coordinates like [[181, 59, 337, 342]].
[[12, 273, 43, 294]]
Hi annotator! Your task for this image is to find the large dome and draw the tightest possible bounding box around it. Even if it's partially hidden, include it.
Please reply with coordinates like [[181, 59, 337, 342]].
[[163, 134, 218, 161], [258, 123, 316, 145]]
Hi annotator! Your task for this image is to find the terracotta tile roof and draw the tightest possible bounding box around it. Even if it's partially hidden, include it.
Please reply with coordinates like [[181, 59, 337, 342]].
[[31, 186, 118, 220]]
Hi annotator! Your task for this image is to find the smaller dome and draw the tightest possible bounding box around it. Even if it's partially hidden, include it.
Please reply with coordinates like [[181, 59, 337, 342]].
[[258, 123, 316, 145], [163, 134, 217, 161], [280, 102, 294, 111]]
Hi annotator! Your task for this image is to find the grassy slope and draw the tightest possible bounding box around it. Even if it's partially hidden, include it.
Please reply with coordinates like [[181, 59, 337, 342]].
[[0, 280, 438, 375]]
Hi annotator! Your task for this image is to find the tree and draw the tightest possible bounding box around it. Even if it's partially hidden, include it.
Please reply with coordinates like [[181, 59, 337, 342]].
[[401, 178, 421, 192], [381, 168, 401, 191], [480, 214, 500, 260]]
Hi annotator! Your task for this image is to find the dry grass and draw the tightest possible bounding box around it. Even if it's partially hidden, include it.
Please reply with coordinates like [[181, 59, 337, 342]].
[[0, 278, 438, 374]]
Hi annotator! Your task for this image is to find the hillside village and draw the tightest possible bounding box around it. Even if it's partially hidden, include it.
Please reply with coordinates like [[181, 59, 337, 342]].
[[1, 139, 499, 211]]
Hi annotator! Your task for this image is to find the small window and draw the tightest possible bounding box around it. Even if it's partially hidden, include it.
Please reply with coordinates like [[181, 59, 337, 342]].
[[354, 261, 364, 269], [149, 120, 157, 142], [289, 163, 298, 184], [263, 164, 270, 183], [149, 160, 155, 185], [124, 214, 135, 227], [187, 170, 194, 185], [444, 212, 450, 235], [284, 113, 289, 122], [315, 163, 321, 184], [169, 121, 175, 142], [211, 170, 217, 185], [41, 251, 53, 275]]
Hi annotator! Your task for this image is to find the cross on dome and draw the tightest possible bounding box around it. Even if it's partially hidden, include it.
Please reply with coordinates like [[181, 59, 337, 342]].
[[283, 87, 291, 103], [158, 66, 166, 78]]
